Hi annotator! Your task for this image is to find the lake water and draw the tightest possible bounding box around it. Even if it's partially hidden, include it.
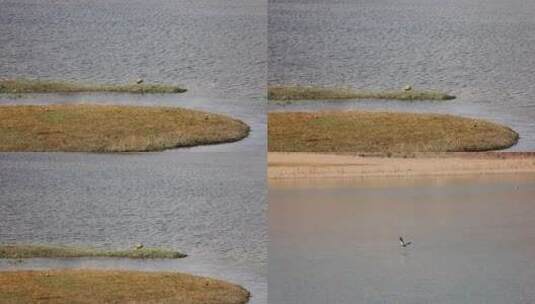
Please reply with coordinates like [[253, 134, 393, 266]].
[[269, 173, 535, 304], [0, 151, 267, 303], [1, 0, 267, 99], [0, 0, 267, 302], [269, 0, 535, 150]]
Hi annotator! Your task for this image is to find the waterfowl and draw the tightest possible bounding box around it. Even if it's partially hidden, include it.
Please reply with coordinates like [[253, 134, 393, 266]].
[[399, 236, 412, 247]]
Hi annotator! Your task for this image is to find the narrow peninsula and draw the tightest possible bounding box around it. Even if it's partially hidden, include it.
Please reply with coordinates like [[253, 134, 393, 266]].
[[0, 78, 187, 94], [268, 85, 455, 101], [0, 244, 186, 259]]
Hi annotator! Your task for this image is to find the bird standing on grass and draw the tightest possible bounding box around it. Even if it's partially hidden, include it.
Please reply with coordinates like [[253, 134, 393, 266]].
[[399, 236, 412, 247]]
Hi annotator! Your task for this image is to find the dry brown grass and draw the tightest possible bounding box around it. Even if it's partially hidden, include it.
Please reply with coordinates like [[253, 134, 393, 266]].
[[0, 104, 249, 152], [0, 270, 250, 304], [268, 111, 518, 153], [0, 244, 186, 259], [0, 78, 186, 94], [268, 85, 455, 101]]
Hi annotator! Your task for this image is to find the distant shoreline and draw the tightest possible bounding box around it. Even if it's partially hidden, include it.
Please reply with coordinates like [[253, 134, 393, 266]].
[[268, 152, 535, 179]]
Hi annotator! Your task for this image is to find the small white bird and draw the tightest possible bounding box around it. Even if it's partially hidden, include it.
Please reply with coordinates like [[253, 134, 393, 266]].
[[136, 78, 144, 84], [403, 85, 412, 91], [399, 236, 412, 247], [135, 243, 144, 250]]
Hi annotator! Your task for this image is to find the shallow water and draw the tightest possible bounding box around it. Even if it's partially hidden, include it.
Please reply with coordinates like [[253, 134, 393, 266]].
[[269, 174, 535, 304], [269, 0, 535, 150]]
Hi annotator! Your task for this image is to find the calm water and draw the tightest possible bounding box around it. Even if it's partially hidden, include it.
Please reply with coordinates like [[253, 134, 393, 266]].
[[1, 1, 267, 302], [269, 174, 535, 304], [269, 0, 535, 150]]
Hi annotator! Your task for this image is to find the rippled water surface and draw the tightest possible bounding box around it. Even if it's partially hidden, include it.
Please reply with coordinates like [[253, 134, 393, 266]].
[[1, 151, 266, 303], [269, 174, 535, 304], [1, 0, 266, 302], [1, 0, 266, 99], [269, 0, 535, 150]]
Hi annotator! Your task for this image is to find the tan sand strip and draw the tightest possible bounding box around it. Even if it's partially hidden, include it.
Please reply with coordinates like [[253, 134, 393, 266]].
[[268, 152, 535, 179]]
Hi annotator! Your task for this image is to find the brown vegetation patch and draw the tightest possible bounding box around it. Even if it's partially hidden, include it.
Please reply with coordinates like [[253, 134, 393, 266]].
[[268, 111, 518, 153], [0, 270, 250, 304], [0, 104, 249, 152]]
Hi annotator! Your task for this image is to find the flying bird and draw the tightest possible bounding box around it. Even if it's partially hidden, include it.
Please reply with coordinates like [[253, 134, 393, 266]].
[[399, 236, 412, 247]]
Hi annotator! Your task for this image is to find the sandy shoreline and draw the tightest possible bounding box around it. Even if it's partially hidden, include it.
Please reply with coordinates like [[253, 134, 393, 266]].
[[268, 152, 535, 179]]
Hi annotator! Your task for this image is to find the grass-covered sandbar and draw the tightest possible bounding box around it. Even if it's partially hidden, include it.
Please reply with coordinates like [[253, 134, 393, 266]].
[[268, 111, 518, 153], [0, 104, 249, 152], [0, 270, 250, 304], [0, 78, 187, 94], [268, 85, 455, 101], [0, 244, 186, 259]]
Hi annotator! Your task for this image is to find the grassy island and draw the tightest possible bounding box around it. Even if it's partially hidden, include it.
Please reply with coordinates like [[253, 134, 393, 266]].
[[0, 104, 249, 152], [0, 78, 187, 94], [268, 111, 518, 153], [0, 270, 250, 304], [268, 85, 455, 101], [0, 244, 186, 259]]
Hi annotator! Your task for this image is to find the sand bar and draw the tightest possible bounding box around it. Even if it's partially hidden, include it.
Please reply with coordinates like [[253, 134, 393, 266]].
[[268, 152, 535, 179]]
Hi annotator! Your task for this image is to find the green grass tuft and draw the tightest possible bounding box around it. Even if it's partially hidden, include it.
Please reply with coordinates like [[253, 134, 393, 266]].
[[0, 78, 187, 94], [0, 244, 187, 259], [268, 85, 455, 101]]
